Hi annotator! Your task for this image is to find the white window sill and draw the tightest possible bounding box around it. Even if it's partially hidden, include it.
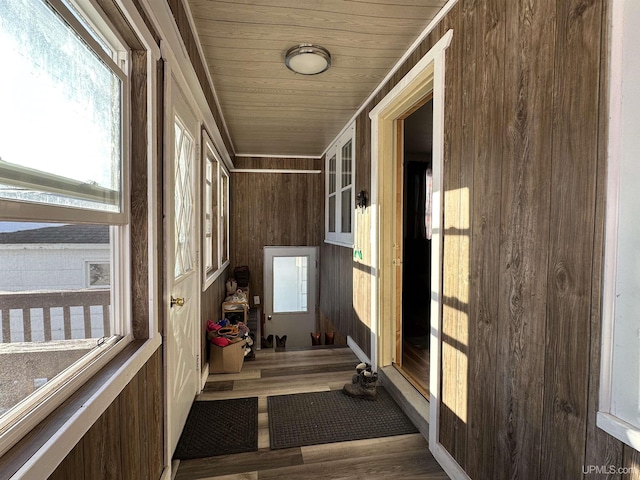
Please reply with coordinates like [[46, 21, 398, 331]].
[[324, 238, 354, 248], [202, 260, 230, 291], [1, 334, 162, 479], [597, 412, 640, 452]]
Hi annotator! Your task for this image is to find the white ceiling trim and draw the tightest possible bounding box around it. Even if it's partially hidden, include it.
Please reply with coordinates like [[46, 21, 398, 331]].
[[231, 169, 321, 174], [235, 153, 322, 160], [320, 0, 459, 160]]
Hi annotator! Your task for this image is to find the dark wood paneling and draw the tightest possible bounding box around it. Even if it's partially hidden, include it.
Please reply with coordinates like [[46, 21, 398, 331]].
[[465, 0, 504, 478], [319, 0, 618, 478], [494, 0, 556, 478], [131, 49, 150, 339], [235, 157, 321, 170], [541, 1, 603, 478], [166, 0, 235, 156], [319, 242, 369, 355], [439, 2, 465, 466], [230, 161, 323, 310], [48, 347, 164, 480], [81, 402, 122, 479], [119, 374, 142, 479]]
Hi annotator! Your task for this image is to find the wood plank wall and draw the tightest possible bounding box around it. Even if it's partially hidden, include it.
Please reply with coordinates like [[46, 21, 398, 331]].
[[316, 0, 640, 478], [230, 157, 323, 311], [49, 348, 164, 480], [319, 113, 373, 357], [166, 0, 235, 156]]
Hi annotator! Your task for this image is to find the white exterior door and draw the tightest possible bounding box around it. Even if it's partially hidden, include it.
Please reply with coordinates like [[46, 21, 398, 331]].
[[165, 72, 200, 458], [264, 246, 318, 348]]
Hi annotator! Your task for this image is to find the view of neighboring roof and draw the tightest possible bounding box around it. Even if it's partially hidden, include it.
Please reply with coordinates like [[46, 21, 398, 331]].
[[0, 224, 109, 244]]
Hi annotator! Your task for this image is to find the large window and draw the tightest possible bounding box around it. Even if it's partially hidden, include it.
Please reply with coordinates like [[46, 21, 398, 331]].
[[202, 129, 230, 289], [325, 124, 355, 246], [0, 0, 129, 454]]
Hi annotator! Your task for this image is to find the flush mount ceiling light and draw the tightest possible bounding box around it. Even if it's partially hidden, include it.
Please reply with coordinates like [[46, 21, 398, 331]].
[[285, 44, 331, 75]]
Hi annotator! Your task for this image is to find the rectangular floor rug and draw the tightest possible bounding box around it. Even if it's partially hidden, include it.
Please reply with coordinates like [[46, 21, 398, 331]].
[[174, 397, 258, 460], [267, 387, 418, 450]]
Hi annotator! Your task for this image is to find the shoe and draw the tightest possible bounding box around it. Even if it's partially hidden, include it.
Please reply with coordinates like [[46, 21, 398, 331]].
[[343, 369, 378, 400]]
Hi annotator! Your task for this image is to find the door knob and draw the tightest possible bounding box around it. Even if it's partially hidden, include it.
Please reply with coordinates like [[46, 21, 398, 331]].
[[171, 296, 185, 307], [267, 315, 272, 320]]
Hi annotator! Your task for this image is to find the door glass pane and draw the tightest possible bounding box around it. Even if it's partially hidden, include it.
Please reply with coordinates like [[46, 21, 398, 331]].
[[174, 118, 194, 278], [273, 256, 308, 313]]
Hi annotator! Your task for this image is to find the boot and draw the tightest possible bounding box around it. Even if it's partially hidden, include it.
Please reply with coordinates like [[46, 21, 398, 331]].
[[310, 332, 321, 346], [325, 331, 335, 345], [261, 334, 273, 349], [342, 369, 378, 400], [351, 362, 370, 384]]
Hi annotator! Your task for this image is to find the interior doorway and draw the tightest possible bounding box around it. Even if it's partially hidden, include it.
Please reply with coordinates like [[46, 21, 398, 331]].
[[398, 98, 433, 396]]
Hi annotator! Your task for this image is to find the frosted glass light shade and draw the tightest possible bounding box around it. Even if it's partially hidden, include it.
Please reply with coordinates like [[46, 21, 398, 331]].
[[285, 44, 331, 75]]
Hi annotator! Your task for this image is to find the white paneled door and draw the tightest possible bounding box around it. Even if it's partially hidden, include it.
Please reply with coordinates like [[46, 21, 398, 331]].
[[264, 247, 318, 348], [165, 71, 200, 459]]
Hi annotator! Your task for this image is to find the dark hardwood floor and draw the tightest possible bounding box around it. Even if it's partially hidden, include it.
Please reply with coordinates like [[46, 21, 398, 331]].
[[174, 346, 447, 479], [400, 338, 429, 397]]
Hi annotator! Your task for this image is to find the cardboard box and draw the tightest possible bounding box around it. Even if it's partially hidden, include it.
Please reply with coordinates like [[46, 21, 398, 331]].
[[209, 339, 246, 373]]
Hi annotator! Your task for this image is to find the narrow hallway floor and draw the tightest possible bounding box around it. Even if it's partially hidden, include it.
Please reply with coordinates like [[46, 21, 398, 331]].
[[174, 346, 448, 479]]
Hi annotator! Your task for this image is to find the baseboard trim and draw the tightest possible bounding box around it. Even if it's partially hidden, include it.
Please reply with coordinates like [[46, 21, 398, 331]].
[[346, 335, 370, 365]]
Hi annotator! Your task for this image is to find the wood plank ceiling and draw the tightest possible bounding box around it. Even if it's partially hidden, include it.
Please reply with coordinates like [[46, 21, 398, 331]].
[[186, 0, 449, 157]]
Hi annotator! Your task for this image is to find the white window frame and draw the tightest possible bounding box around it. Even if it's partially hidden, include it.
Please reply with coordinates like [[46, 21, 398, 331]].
[[0, 0, 135, 457], [220, 165, 230, 265], [597, 0, 640, 451], [201, 129, 230, 290], [325, 123, 355, 247]]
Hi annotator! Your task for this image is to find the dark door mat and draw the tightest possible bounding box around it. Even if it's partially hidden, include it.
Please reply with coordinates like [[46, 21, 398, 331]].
[[174, 397, 258, 460], [267, 387, 418, 450]]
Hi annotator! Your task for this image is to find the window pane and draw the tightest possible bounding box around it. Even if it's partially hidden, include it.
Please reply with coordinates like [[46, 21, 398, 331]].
[[0, 0, 123, 213], [328, 155, 337, 194], [221, 170, 229, 264], [203, 152, 219, 274], [272, 256, 308, 313], [341, 140, 352, 188], [328, 195, 336, 233], [204, 166, 212, 272], [211, 158, 219, 270], [0, 221, 113, 417], [341, 189, 352, 233], [174, 120, 194, 278]]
